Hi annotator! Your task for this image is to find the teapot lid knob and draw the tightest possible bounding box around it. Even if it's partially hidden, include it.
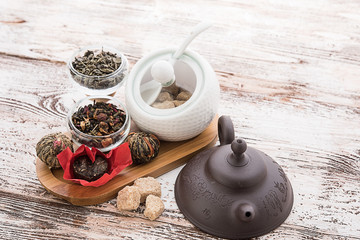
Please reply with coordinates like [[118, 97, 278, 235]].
[[228, 138, 249, 167], [217, 116, 249, 167], [231, 139, 247, 155], [207, 116, 267, 189]]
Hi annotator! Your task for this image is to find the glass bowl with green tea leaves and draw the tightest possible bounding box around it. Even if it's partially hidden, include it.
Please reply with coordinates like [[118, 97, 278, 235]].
[[68, 45, 129, 95], [67, 96, 130, 152]]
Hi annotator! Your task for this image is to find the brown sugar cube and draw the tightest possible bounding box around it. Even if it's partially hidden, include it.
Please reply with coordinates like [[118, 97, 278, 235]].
[[117, 186, 141, 211], [133, 177, 161, 202], [176, 91, 192, 101], [144, 195, 164, 221], [161, 83, 180, 96], [151, 101, 175, 109], [172, 100, 185, 107], [156, 91, 174, 102]]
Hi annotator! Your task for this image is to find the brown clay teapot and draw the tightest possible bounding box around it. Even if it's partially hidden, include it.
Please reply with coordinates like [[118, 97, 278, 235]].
[[174, 116, 294, 239]]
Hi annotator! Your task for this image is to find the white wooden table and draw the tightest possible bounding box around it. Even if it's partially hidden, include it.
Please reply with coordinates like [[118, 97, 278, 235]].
[[1, 0, 359, 239]]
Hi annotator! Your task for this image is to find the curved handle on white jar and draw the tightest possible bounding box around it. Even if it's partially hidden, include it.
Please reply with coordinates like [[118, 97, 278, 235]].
[[171, 22, 212, 63]]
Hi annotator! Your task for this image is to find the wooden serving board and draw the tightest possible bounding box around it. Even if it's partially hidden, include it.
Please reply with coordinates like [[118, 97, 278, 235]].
[[36, 117, 218, 206]]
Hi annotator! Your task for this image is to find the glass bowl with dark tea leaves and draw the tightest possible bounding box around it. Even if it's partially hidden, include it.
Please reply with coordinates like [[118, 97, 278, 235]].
[[68, 45, 129, 95], [67, 96, 130, 152]]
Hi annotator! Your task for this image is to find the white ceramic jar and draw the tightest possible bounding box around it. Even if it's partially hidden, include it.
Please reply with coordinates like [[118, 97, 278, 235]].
[[125, 48, 219, 141]]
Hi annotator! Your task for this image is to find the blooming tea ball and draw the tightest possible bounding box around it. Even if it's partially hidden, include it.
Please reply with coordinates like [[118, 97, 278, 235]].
[[126, 132, 160, 164], [36, 132, 74, 169]]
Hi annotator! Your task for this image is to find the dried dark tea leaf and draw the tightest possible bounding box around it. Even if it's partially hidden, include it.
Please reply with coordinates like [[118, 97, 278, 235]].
[[72, 49, 121, 77], [71, 100, 126, 149], [70, 47, 127, 90], [72, 155, 108, 182]]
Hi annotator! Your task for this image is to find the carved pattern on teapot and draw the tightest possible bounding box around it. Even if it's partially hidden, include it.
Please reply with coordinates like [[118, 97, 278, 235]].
[[274, 167, 288, 203], [182, 173, 234, 209], [262, 164, 290, 217]]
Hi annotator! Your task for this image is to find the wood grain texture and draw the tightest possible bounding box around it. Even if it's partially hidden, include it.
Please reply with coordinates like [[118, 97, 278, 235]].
[[1, 0, 360, 239], [36, 117, 217, 206]]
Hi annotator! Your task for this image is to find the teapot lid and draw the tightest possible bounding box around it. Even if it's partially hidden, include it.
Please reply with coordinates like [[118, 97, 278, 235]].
[[174, 116, 294, 239]]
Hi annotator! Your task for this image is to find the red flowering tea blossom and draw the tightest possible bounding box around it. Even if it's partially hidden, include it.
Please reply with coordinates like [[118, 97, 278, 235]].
[[57, 143, 132, 187]]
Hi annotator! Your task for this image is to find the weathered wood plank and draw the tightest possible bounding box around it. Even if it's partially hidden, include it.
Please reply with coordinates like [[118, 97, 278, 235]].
[[0, 191, 219, 240], [1, 52, 359, 238], [1, 190, 359, 240], [1, 0, 360, 239]]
